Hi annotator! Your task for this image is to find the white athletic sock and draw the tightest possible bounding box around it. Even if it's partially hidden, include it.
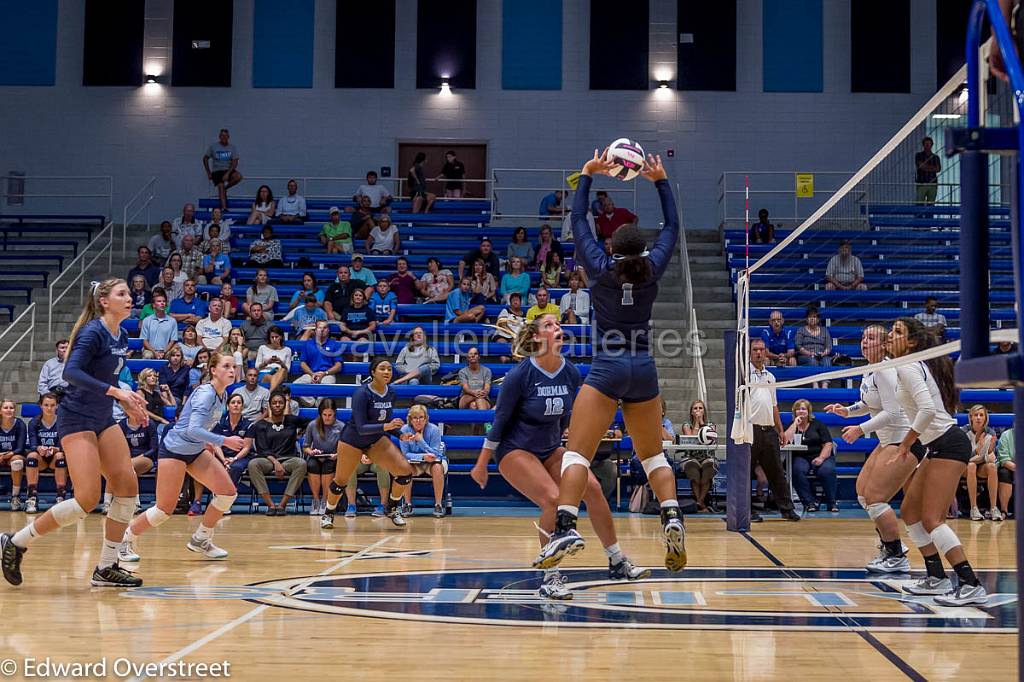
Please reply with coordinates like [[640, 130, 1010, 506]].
[[123, 527, 137, 543], [557, 505, 579, 517], [194, 524, 214, 541], [104, 491, 112, 506], [660, 499, 680, 509], [11, 522, 40, 549], [604, 543, 624, 564], [543, 568, 560, 580], [11, 483, 20, 497], [99, 539, 120, 569]]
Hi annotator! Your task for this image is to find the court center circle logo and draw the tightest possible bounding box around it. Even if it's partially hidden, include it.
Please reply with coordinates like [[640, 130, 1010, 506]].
[[125, 566, 1017, 632]]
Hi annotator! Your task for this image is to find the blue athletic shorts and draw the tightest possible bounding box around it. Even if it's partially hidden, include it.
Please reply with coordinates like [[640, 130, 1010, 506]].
[[57, 409, 117, 439], [340, 428, 388, 452], [584, 353, 660, 403], [494, 443, 562, 466], [157, 440, 204, 464]]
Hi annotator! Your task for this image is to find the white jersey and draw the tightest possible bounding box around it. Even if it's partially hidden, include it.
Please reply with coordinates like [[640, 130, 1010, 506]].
[[845, 367, 911, 446], [895, 361, 957, 445]]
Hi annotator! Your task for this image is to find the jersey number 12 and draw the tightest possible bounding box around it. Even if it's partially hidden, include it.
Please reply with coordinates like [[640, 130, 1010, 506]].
[[544, 397, 564, 416]]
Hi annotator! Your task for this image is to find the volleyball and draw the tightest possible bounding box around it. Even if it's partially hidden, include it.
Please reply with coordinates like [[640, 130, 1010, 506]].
[[606, 137, 646, 181], [696, 423, 718, 445]]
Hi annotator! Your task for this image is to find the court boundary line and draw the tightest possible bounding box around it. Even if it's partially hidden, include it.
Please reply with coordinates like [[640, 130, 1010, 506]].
[[126, 536, 393, 682]]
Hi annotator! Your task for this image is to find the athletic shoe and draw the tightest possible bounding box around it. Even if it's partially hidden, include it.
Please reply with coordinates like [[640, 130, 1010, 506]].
[[433, 504, 445, 518], [0, 533, 25, 586], [538, 571, 572, 600], [991, 508, 1005, 522], [265, 506, 278, 517], [903, 576, 953, 596], [532, 528, 585, 570], [309, 501, 321, 516], [970, 507, 984, 521], [24, 496, 37, 514], [389, 507, 407, 528], [805, 503, 819, 513], [402, 502, 414, 516], [865, 554, 911, 574], [90, 563, 142, 588], [186, 536, 228, 559], [750, 511, 763, 523], [933, 583, 989, 606], [119, 540, 141, 563], [54, 495, 64, 505], [9, 497, 22, 512], [345, 504, 357, 518], [662, 513, 687, 572], [320, 511, 335, 529], [608, 557, 651, 581], [188, 501, 201, 517], [372, 505, 386, 517], [781, 510, 801, 522]]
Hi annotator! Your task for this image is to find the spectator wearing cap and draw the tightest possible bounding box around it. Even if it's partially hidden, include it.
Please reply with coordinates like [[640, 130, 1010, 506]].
[[825, 240, 867, 291], [277, 179, 307, 224], [349, 254, 377, 298], [458, 238, 501, 281], [355, 170, 392, 210], [320, 207, 353, 254], [200, 238, 231, 285]]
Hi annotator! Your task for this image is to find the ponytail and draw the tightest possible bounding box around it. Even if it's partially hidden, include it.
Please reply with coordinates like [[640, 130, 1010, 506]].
[[609, 226, 652, 285], [896, 317, 958, 415], [512, 314, 559, 360], [68, 278, 124, 352]]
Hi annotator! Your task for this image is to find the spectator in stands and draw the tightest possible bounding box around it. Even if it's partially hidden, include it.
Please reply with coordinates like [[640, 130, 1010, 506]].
[[494, 291, 526, 343], [562, 202, 598, 242], [148, 220, 175, 265], [200, 238, 231, 285], [750, 209, 775, 244], [159, 346, 189, 404], [500, 256, 531, 304], [37, 339, 69, 399], [179, 325, 203, 364], [681, 400, 718, 512], [294, 320, 342, 404], [320, 207, 353, 254], [539, 190, 564, 217], [399, 404, 448, 517], [203, 207, 232, 251], [246, 225, 284, 268], [370, 279, 398, 325], [795, 306, 834, 387], [526, 287, 560, 322], [248, 391, 310, 516], [540, 250, 565, 289], [188, 349, 209, 395], [213, 394, 254, 492], [169, 279, 208, 326], [761, 310, 797, 366], [218, 282, 239, 319], [419, 257, 454, 303], [277, 179, 307, 223], [177, 234, 204, 282], [964, 404, 1000, 521], [0, 399, 27, 510], [137, 367, 176, 425], [302, 399, 342, 515], [507, 227, 535, 265], [408, 152, 436, 213], [140, 292, 178, 359], [287, 272, 325, 311], [339, 288, 378, 341], [367, 213, 400, 255], [446, 278, 486, 323], [915, 296, 947, 340], [158, 263, 182, 301], [172, 203, 204, 248], [388, 257, 417, 305], [196, 296, 233, 351], [825, 240, 867, 291], [536, 225, 565, 272], [355, 170, 392, 210], [996, 340, 1018, 355], [324, 265, 355, 320], [596, 196, 638, 240], [24, 393, 64, 512], [348, 195, 375, 240], [559, 271, 591, 325], [247, 185, 276, 225], [349, 254, 378, 296], [469, 258, 498, 304], [166, 252, 187, 287], [459, 238, 501, 281], [394, 326, 440, 385], [128, 245, 161, 287], [224, 327, 248, 378], [438, 150, 466, 198], [241, 302, 271, 354], [232, 367, 271, 422], [203, 128, 242, 210], [129, 275, 151, 318], [255, 325, 293, 391], [785, 399, 838, 513], [458, 347, 492, 412], [748, 339, 799, 522], [290, 294, 327, 340], [244, 269, 279, 318], [915, 136, 941, 205], [996, 425, 1015, 519]]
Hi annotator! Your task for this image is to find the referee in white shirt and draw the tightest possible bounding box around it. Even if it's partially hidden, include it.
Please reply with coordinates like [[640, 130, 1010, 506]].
[[748, 339, 800, 522]]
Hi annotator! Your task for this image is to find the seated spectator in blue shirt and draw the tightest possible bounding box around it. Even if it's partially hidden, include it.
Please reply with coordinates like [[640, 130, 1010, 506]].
[[288, 272, 325, 310], [539, 190, 564, 217], [200, 238, 231, 285], [140, 292, 179, 359], [293, 320, 342, 405], [158, 346, 190, 404], [446, 278, 485, 323], [369, 279, 398, 325], [290, 294, 327, 341], [760, 310, 796, 367], [398, 404, 448, 517], [169, 278, 208, 326]]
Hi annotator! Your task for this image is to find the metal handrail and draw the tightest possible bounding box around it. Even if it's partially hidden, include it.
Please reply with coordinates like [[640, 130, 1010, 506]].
[[122, 177, 157, 257], [47, 221, 114, 341], [0, 303, 36, 368], [209, 175, 494, 202], [491, 167, 637, 224]]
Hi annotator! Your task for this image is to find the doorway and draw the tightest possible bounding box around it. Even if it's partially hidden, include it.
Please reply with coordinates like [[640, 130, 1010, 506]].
[[396, 142, 488, 199]]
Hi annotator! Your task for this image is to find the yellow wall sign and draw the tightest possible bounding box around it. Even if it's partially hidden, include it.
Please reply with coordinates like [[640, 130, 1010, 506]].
[[795, 173, 814, 198]]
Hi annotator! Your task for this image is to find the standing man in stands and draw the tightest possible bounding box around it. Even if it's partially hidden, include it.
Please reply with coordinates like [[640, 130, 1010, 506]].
[[914, 137, 941, 205], [37, 339, 69, 400], [748, 339, 800, 522], [203, 128, 243, 211], [438, 150, 466, 198], [277, 179, 307, 224]]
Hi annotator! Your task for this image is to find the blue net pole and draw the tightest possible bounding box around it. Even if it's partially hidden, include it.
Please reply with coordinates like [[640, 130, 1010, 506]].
[[724, 329, 751, 532]]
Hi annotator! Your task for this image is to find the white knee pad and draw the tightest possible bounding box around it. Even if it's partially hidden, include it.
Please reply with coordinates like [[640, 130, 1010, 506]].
[[107, 496, 139, 524], [930, 524, 962, 555], [9, 459, 24, 472], [641, 453, 671, 478], [210, 493, 237, 513], [907, 521, 932, 548], [145, 506, 171, 528], [866, 502, 892, 521], [51, 498, 88, 528], [560, 450, 591, 476], [857, 495, 867, 510]]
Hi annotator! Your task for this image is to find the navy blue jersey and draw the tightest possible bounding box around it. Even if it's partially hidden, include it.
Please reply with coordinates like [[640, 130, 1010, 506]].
[[571, 174, 679, 353], [0, 419, 27, 455], [484, 357, 582, 456], [62, 319, 129, 419], [119, 419, 158, 459], [213, 415, 253, 458], [342, 304, 377, 331], [27, 416, 59, 450], [345, 384, 395, 442]]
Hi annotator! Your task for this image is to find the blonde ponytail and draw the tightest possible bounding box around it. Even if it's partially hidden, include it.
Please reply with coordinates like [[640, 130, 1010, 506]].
[[511, 313, 559, 360], [67, 278, 125, 352]]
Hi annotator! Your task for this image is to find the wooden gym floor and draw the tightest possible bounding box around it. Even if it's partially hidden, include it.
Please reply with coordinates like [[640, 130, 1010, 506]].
[[0, 512, 1016, 681]]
